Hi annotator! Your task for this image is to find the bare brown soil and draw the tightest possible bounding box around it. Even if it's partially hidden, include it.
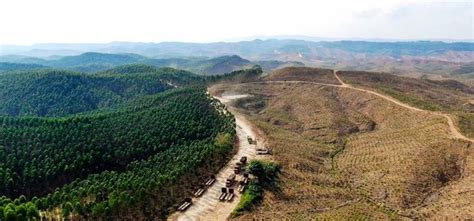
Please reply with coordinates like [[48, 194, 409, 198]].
[[337, 70, 474, 112], [337, 70, 474, 140], [209, 67, 473, 220]]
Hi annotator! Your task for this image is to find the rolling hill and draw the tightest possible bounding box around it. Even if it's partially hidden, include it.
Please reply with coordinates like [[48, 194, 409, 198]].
[[0, 62, 47, 73], [0, 87, 236, 219], [336, 70, 474, 138], [3, 40, 473, 59], [0, 56, 472, 220], [0, 53, 275, 74], [0, 66, 267, 219], [2, 39, 473, 81], [0, 67, 202, 117], [210, 67, 473, 220]]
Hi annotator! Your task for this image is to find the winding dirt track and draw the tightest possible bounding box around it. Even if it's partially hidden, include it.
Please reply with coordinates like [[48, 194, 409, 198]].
[[240, 71, 472, 143], [170, 71, 472, 221], [333, 71, 473, 143], [168, 95, 265, 221]]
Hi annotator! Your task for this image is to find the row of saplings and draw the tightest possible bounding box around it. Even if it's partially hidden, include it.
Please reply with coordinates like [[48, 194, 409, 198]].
[[176, 158, 280, 217]]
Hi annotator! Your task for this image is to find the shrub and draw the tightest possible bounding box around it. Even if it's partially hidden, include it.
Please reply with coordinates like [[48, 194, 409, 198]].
[[249, 160, 280, 185], [232, 160, 280, 217], [231, 180, 262, 217]]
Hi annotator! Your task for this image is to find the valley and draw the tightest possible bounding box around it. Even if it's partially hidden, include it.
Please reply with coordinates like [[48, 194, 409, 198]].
[[0, 49, 472, 220], [1, 1, 473, 220], [3, 40, 473, 83]]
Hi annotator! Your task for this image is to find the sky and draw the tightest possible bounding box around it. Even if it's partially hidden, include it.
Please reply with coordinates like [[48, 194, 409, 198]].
[[0, 0, 472, 45]]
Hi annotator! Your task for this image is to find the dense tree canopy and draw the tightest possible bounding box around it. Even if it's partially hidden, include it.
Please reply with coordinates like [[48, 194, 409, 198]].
[[0, 62, 46, 73], [0, 67, 202, 117], [0, 87, 231, 197], [0, 87, 235, 219], [0, 66, 265, 220]]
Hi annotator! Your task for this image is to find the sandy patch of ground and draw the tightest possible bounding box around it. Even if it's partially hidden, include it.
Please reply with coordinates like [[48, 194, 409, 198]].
[[168, 94, 267, 221]]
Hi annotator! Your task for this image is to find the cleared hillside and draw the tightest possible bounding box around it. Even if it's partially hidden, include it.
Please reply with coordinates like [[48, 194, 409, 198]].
[[210, 67, 473, 219], [337, 71, 474, 139], [337, 71, 473, 112], [335, 87, 470, 217]]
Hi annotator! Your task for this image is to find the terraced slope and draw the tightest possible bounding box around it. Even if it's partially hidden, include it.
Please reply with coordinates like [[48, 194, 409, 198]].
[[335, 87, 470, 217], [337, 70, 474, 139], [211, 67, 473, 220]]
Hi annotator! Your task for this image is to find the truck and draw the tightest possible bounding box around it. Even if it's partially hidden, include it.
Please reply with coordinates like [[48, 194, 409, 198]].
[[226, 174, 236, 187]]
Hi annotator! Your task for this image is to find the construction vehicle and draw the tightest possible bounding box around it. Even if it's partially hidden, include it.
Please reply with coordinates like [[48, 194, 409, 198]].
[[234, 165, 240, 174], [226, 174, 236, 187], [240, 156, 247, 164]]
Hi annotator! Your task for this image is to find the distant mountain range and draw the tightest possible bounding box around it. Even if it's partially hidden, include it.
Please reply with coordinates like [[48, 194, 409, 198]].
[[1, 39, 473, 81], [2, 39, 472, 58], [0, 52, 303, 74]]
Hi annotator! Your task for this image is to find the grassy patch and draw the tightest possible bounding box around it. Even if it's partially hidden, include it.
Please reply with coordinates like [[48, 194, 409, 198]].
[[375, 86, 444, 111], [456, 113, 474, 139], [231, 180, 263, 217]]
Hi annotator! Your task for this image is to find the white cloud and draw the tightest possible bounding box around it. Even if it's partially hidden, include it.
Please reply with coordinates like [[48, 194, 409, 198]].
[[0, 0, 471, 45], [343, 1, 473, 40]]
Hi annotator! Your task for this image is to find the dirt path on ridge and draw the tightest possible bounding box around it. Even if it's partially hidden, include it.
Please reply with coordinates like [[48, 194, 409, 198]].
[[332, 70, 473, 143], [170, 70, 472, 220], [237, 71, 472, 143]]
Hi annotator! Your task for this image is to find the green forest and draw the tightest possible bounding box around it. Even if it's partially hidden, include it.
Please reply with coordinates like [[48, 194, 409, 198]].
[[0, 66, 261, 220], [0, 66, 204, 117]]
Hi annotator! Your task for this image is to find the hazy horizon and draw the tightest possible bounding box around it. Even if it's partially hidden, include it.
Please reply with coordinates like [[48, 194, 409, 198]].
[[0, 0, 472, 45], [2, 35, 474, 47]]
